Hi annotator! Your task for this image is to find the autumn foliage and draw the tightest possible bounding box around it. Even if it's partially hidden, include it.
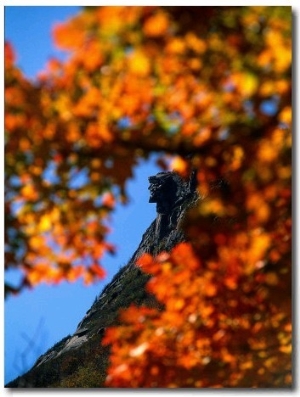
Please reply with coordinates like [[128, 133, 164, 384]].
[[104, 241, 291, 387], [5, 6, 291, 387]]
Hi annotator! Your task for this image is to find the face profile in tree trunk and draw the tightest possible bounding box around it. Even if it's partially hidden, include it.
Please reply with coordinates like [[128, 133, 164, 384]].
[[148, 172, 177, 214], [148, 170, 197, 215]]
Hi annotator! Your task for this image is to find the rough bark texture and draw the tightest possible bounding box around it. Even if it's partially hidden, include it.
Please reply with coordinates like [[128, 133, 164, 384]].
[[6, 171, 198, 388]]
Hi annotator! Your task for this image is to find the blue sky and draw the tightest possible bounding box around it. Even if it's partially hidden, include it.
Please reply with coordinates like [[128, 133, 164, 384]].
[[4, 6, 161, 384]]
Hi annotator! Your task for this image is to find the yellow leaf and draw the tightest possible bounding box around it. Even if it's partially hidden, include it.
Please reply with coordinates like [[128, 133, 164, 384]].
[[241, 73, 258, 97], [39, 214, 52, 232], [279, 344, 292, 354], [171, 156, 188, 176], [128, 51, 150, 77], [200, 198, 225, 217], [29, 235, 44, 250], [231, 72, 258, 97], [279, 106, 291, 125]]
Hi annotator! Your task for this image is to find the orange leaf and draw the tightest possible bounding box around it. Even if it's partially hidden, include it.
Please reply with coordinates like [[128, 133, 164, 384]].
[[21, 184, 39, 201], [143, 12, 169, 37], [89, 263, 106, 279], [52, 19, 86, 50], [102, 192, 115, 209], [136, 253, 155, 271], [5, 42, 16, 68], [66, 266, 84, 282]]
